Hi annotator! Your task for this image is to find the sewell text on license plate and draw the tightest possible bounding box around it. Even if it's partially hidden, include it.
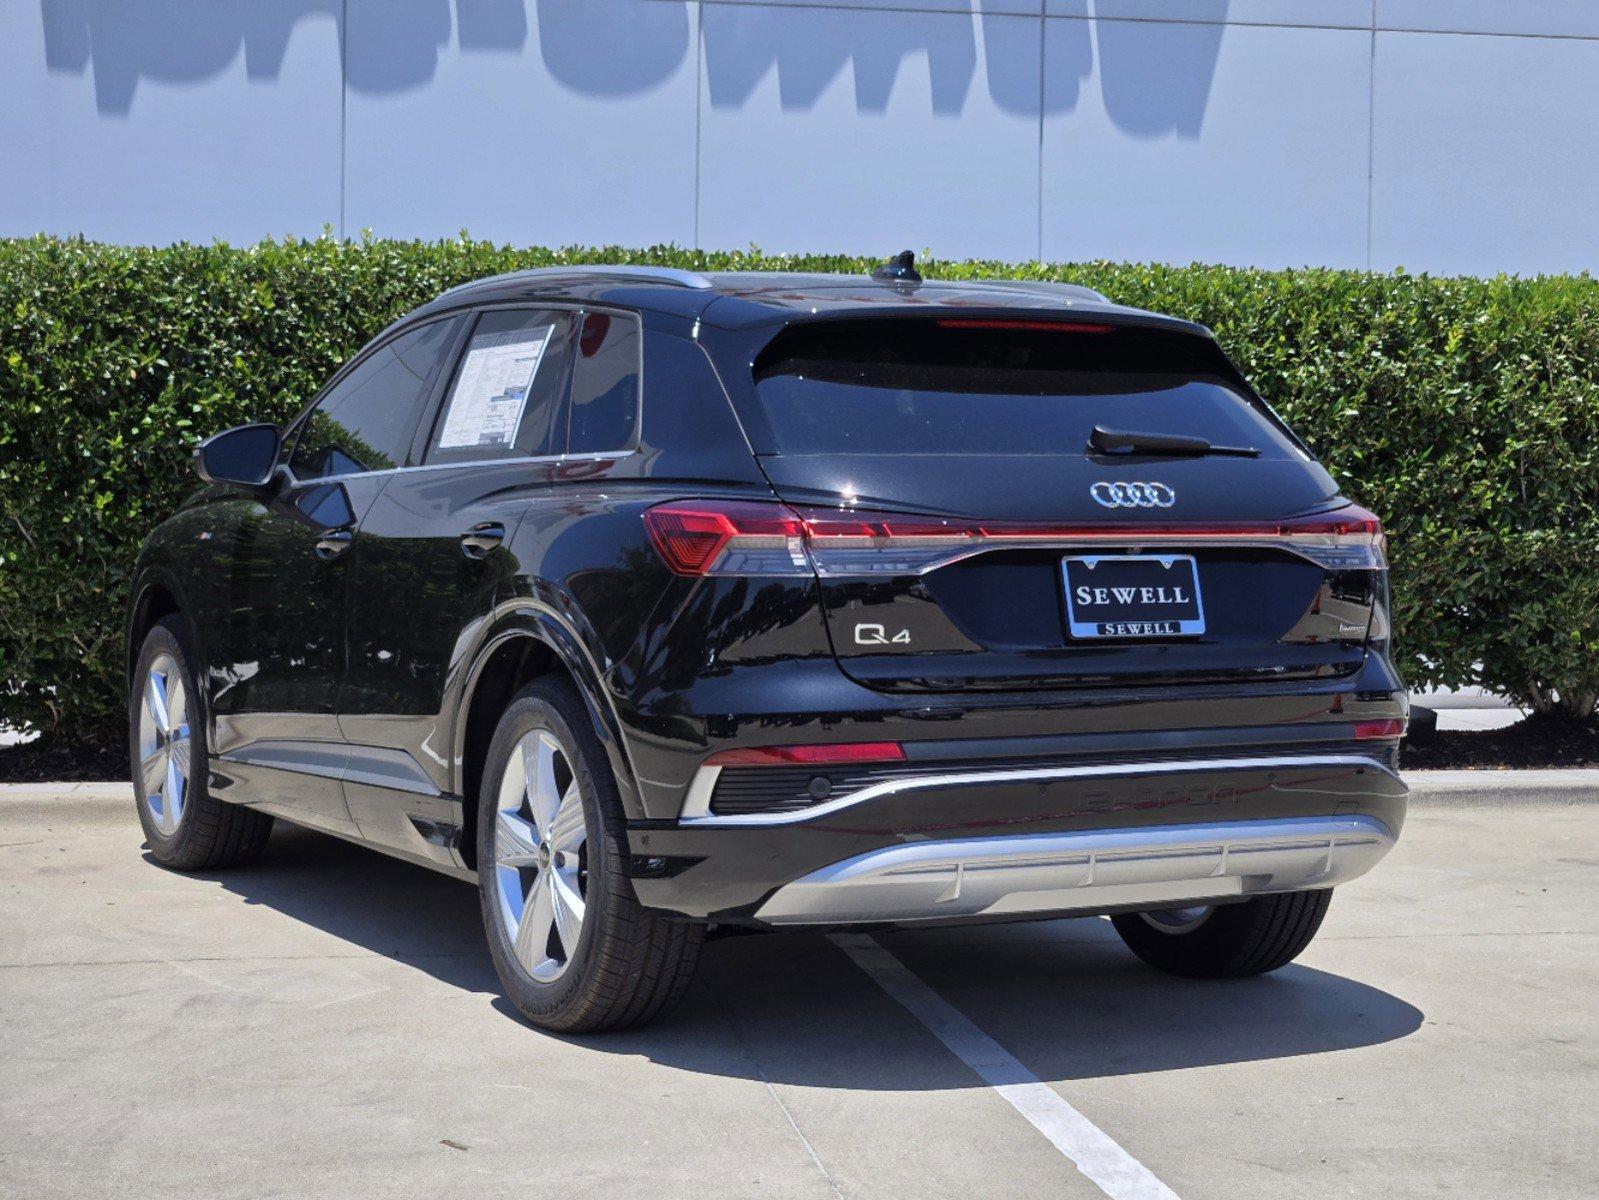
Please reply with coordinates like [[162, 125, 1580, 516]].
[[1062, 554, 1206, 639]]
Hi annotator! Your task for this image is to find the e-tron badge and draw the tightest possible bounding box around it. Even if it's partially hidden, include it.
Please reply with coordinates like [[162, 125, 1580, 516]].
[[1090, 481, 1176, 509]]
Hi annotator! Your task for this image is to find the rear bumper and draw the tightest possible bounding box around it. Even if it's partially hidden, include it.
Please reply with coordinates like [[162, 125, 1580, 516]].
[[626, 752, 1408, 926], [754, 813, 1394, 925]]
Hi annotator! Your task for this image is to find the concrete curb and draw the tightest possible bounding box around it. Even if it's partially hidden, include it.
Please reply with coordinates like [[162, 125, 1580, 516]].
[[1406, 769, 1599, 807], [0, 782, 129, 802], [4, 772, 1599, 808]]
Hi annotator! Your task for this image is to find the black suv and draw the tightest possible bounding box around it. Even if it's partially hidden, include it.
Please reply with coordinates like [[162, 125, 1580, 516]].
[[127, 260, 1408, 1032]]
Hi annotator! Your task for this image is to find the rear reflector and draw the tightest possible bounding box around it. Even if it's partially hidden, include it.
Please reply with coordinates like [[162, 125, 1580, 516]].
[[705, 742, 906, 767], [1354, 719, 1406, 741], [644, 499, 1388, 577]]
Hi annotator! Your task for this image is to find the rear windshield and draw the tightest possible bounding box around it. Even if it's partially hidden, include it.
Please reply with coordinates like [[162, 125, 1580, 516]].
[[751, 320, 1303, 459]]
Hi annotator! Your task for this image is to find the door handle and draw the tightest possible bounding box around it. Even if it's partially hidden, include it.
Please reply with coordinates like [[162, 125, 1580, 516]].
[[459, 522, 506, 560], [314, 529, 354, 560]]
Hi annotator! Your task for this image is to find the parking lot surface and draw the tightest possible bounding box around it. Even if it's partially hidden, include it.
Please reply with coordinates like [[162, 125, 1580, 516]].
[[2, 788, 1594, 1199]]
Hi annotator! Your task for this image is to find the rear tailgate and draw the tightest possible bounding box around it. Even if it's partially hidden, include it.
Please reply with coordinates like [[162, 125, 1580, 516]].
[[744, 317, 1383, 693]]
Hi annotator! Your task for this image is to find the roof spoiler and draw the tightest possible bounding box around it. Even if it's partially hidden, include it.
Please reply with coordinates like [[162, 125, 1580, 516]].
[[965, 279, 1110, 305]]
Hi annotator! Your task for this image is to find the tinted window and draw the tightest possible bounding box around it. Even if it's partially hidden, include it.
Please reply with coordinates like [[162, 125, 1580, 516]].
[[566, 311, 640, 454], [291, 319, 459, 479], [426, 309, 577, 465], [296, 482, 355, 528], [751, 320, 1302, 459]]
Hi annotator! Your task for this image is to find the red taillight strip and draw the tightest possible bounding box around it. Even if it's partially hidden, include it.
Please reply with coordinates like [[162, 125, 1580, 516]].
[[705, 742, 906, 767], [643, 500, 1387, 577], [796, 508, 1384, 545]]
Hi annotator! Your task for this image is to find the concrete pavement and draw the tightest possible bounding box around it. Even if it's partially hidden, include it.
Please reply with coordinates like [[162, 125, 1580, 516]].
[[1, 787, 1594, 1199]]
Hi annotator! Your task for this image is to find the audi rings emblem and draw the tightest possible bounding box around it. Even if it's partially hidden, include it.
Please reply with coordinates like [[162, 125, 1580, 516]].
[[1090, 481, 1176, 509]]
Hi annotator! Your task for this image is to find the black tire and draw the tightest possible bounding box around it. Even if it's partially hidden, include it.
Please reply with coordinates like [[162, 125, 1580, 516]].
[[477, 677, 704, 1033], [130, 616, 273, 871], [1111, 890, 1333, 979]]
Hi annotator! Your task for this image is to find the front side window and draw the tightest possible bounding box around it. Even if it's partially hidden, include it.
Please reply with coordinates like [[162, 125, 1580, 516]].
[[426, 309, 577, 465], [566, 311, 640, 454], [290, 318, 460, 479]]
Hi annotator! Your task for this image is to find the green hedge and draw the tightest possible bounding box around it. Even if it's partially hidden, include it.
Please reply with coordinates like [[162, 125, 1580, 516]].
[[4, 234, 1599, 742]]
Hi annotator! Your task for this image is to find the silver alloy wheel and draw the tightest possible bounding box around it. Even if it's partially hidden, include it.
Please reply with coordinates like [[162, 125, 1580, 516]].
[[494, 729, 589, 983], [137, 653, 191, 835], [1139, 904, 1215, 935]]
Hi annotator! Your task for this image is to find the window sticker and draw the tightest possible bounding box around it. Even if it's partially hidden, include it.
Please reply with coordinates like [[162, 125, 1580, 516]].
[[437, 326, 555, 450]]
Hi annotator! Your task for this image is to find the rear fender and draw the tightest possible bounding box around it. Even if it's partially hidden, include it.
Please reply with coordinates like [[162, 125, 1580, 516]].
[[452, 602, 645, 822]]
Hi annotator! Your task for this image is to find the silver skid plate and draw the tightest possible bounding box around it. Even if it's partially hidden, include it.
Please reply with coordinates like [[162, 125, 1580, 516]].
[[753, 815, 1396, 925]]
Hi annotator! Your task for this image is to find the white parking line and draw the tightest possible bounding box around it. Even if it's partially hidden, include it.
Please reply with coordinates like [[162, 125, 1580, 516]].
[[831, 933, 1181, 1200]]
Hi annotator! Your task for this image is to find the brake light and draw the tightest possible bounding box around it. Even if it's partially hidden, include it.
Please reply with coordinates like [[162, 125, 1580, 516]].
[[643, 500, 1387, 577], [704, 742, 905, 767], [1354, 719, 1406, 740]]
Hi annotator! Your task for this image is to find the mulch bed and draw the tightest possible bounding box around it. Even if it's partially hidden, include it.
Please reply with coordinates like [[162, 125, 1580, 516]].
[[0, 734, 129, 783], [1400, 712, 1599, 770], [5, 713, 1599, 783]]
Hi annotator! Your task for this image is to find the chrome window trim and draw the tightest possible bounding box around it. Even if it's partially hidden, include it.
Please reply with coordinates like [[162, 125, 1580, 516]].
[[679, 753, 1404, 826], [278, 447, 638, 485]]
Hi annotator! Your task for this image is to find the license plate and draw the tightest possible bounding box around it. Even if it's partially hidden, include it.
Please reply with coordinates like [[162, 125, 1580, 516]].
[[1062, 554, 1205, 639]]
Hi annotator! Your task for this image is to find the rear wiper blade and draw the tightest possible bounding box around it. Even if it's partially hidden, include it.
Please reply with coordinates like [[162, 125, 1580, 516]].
[[1088, 425, 1260, 458]]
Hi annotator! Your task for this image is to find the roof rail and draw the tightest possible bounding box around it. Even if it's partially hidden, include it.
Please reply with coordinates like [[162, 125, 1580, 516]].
[[968, 279, 1109, 305], [437, 264, 715, 299], [513, 264, 715, 290]]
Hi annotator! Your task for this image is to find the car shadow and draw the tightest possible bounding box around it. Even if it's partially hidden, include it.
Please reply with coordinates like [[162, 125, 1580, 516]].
[[160, 819, 502, 994], [193, 821, 1425, 1091]]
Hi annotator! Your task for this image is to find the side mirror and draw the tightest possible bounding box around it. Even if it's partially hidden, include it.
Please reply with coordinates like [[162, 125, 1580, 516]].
[[194, 423, 280, 487]]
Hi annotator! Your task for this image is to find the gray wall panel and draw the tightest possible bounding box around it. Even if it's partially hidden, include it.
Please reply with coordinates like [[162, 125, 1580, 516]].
[[344, 0, 698, 247], [5, 1, 1599, 276], [725, 0, 1042, 14], [1377, 1, 1599, 39], [1051, 1, 1370, 29], [698, 4, 1041, 260], [1042, 18, 1370, 268], [2, 3, 342, 245], [1372, 30, 1599, 276]]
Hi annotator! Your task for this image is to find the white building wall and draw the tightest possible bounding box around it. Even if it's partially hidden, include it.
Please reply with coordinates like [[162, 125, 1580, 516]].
[[3, 1, 1595, 276]]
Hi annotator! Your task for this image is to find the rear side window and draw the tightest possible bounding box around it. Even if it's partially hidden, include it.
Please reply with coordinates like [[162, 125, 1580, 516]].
[[290, 318, 459, 479], [751, 320, 1302, 459], [425, 308, 577, 465], [566, 311, 640, 454]]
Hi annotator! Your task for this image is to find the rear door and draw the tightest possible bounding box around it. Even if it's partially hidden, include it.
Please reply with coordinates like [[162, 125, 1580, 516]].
[[738, 317, 1383, 692], [339, 305, 588, 864]]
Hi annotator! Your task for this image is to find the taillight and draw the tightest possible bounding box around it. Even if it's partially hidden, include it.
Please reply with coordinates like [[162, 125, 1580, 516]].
[[704, 741, 905, 767], [1273, 505, 1387, 571], [1354, 718, 1406, 740], [642, 501, 807, 577], [643, 500, 1387, 577]]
